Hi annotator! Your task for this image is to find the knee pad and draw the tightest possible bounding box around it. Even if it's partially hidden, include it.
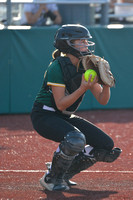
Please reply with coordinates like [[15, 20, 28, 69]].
[[60, 131, 86, 156], [93, 147, 122, 162]]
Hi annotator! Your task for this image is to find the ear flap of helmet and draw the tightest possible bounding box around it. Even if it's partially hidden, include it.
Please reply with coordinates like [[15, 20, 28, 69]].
[[54, 40, 84, 58], [54, 40, 68, 53]]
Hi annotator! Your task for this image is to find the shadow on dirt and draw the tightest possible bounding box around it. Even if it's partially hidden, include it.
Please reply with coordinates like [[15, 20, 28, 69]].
[[41, 188, 118, 200]]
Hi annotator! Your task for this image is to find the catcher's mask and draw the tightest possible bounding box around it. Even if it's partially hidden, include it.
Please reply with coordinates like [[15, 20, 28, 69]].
[[54, 24, 95, 58]]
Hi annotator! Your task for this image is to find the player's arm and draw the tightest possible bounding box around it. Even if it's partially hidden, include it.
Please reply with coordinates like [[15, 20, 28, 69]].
[[52, 85, 85, 111], [90, 84, 110, 105], [51, 74, 98, 111]]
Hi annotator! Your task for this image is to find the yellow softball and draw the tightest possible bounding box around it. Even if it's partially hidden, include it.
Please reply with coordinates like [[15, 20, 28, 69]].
[[84, 69, 97, 82]]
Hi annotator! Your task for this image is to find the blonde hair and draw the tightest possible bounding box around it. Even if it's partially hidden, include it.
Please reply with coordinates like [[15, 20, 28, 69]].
[[52, 49, 67, 59], [52, 49, 61, 59]]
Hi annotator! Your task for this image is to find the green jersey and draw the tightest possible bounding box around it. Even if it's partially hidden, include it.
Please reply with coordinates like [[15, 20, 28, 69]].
[[35, 60, 65, 107]]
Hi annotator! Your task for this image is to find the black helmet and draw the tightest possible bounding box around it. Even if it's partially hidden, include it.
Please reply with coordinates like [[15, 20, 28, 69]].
[[54, 24, 95, 58]]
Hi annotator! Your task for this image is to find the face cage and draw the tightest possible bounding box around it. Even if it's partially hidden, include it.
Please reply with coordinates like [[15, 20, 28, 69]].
[[67, 39, 95, 56]]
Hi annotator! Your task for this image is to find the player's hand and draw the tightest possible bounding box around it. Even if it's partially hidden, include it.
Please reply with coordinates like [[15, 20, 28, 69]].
[[80, 74, 98, 92]]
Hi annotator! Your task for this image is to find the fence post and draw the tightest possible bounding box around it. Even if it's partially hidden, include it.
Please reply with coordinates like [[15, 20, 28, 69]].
[[6, 0, 11, 26], [100, 2, 109, 25]]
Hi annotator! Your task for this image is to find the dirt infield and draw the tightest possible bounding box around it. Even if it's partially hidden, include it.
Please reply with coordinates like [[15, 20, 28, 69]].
[[0, 109, 133, 200]]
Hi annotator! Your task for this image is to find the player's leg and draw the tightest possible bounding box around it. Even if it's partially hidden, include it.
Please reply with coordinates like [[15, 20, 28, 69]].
[[66, 114, 114, 150], [31, 111, 81, 188], [64, 115, 122, 182], [64, 145, 121, 182], [40, 130, 86, 191]]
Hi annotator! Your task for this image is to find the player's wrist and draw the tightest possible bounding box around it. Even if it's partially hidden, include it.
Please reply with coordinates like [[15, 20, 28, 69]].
[[102, 85, 110, 89], [78, 86, 86, 94]]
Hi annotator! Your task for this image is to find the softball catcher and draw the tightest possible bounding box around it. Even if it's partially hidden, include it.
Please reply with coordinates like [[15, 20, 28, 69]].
[[31, 24, 122, 191]]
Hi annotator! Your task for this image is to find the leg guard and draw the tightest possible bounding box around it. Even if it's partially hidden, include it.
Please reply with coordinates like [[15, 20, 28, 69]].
[[44, 131, 86, 191], [64, 147, 122, 183], [64, 152, 96, 181], [93, 147, 122, 162], [45, 161, 77, 186], [45, 150, 74, 191]]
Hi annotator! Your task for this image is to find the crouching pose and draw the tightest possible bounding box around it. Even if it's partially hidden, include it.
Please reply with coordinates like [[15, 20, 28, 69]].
[[31, 24, 122, 191]]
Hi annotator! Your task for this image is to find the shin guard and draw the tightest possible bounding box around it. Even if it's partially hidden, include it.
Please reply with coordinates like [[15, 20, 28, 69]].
[[64, 152, 96, 181]]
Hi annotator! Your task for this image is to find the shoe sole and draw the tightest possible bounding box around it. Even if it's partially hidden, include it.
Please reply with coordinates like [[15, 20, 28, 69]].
[[40, 177, 70, 191]]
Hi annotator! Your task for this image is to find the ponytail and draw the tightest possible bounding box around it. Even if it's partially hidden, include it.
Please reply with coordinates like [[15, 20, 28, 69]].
[[52, 49, 61, 59]]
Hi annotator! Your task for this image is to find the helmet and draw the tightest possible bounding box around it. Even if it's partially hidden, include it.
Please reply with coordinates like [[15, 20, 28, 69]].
[[54, 24, 95, 58]]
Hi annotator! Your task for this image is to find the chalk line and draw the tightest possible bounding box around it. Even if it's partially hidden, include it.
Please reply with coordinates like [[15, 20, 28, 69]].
[[0, 169, 133, 173]]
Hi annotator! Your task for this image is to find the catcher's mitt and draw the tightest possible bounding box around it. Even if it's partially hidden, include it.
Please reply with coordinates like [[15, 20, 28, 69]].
[[81, 55, 115, 87]]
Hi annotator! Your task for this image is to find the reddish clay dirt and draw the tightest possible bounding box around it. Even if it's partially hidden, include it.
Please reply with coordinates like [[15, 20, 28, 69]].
[[0, 109, 133, 200]]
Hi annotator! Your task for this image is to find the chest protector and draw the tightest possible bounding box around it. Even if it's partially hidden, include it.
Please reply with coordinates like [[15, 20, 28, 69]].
[[54, 56, 85, 115]]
